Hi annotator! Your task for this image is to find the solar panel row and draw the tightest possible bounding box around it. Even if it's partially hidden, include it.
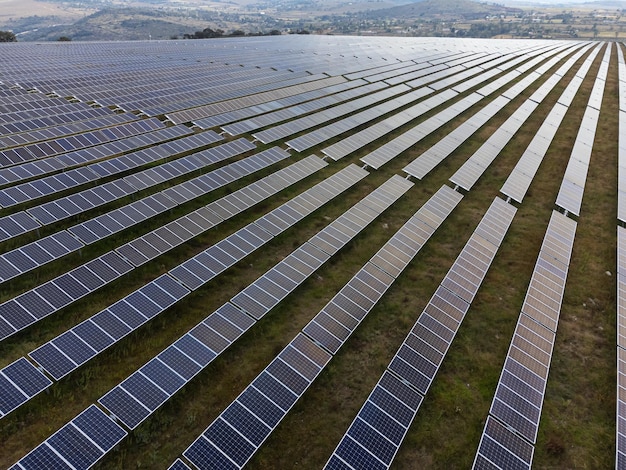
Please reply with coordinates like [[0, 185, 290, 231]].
[[556, 44, 611, 216], [14, 405, 127, 470], [618, 44, 626, 222], [618, 43, 626, 470], [325, 196, 516, 470], [181, 184, 462, 470]]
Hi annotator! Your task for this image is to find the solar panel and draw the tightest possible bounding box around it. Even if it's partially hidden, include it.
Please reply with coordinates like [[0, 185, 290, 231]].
[[473, 416, 533, 470]]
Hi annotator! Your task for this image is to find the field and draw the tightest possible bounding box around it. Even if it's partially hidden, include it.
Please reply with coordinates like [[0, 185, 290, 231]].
[[0, 36, 621, 469]]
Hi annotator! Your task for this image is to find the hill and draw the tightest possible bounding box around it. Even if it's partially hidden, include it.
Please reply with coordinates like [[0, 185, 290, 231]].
[[363, 0, 523, 20]]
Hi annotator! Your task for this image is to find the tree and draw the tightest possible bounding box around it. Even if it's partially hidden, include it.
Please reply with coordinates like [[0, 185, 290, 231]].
[[0, 30, 17, 42]]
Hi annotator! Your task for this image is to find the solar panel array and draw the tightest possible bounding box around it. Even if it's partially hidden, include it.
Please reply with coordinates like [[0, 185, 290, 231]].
[[10, 173, 413, 468], [473, 44, 611, 470], [180, 184, 463, 469], [449, 42, 598, 192], [0, 36, 619, 470], [360, 43, 581, 171], [0, 146, 296, 343], [405, 43, 593, 181], [325, 196, 516, 470], [501, 44, 600, 203], [0, 138, 257, 282], [1, 155, 333, 402]]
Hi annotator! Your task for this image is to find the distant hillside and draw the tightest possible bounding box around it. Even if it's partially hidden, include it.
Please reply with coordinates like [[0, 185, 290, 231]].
[[363, 0, 523, 20]]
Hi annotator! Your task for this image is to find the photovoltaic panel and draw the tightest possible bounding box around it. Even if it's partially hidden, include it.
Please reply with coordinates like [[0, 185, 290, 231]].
[[13, 405, 127, 470], [183, 333, 330, 469], [473, 416, 533, 470], [0, 357, 52, 418]]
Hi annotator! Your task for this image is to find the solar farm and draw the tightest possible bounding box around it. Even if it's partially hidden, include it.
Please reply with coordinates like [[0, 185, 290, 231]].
[[0, 35, 622, 469]]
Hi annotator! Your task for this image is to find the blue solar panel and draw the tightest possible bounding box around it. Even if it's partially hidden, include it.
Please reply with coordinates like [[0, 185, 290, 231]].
[[0, 374, 28, 416], [158, 345, 202, 380], [334, 436, 386, 470], [252, 371, 297, 412], [72, 405, 127, 452], [140, 358, 185, 396], [99, 386, 150, 430], [203, 417, 255, 467], [120, 372, 168, 413], [238, 386, 284, 429], [47, 422, 103, 470], [2, 357, 51, 398], [72, 320, 115, 353], [19, 443, 73, 470], [30, 342, 76, 380], [225, 402, 273, 446], [184, 436, 238, 470]]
